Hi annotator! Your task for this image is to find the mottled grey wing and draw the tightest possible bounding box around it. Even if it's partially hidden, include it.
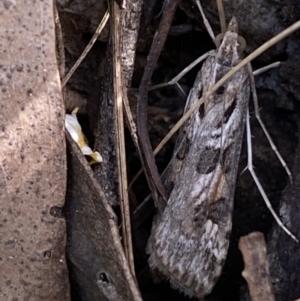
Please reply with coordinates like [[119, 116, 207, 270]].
[[161, 51, 216, 198], [148, 58, 250, 297]]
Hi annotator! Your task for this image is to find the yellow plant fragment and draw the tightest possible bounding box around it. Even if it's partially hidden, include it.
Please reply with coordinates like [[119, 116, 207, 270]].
[[65, 108, 103, 164]]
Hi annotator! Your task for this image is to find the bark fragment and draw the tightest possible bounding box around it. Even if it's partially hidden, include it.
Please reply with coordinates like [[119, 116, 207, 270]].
[[239, 232, 275, 301], [0, 1, 70, 300]]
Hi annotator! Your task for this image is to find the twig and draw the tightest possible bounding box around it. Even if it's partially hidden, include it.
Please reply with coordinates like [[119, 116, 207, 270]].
[[120, 0, 144, 188], [62, 10, 109, 87], [110, 1, 135, 274], [216, 0, 226, 33], [122, 88, 142, 165], [245, 106, 298, 242], [247, 63, 292, 182], [239, 232, 276, 301], [137, 0, 182, 203]]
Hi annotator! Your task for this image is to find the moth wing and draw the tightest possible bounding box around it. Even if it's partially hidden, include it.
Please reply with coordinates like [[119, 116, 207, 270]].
[[148, 65, 250, 298]]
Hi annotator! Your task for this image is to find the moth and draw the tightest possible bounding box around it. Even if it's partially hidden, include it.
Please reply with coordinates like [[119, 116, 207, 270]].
[[147, 17, 250, 298]]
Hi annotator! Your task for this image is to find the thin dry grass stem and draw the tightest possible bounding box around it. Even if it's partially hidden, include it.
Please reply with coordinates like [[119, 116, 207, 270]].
[[122, 88, 141, 159], [111, 2, 135, 274], [62, 10, 109, 87], [152, 20, 300, 157], [216, 0, 226, 33], [247, 63, 292, 182], [245, 106, 298, 242]]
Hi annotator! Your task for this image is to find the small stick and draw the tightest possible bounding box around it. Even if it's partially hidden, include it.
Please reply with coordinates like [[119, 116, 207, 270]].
[[137, 0, 182, 203], [216, 0, 226, 33], [247, 63, 292, 182], [62, 10, 109, 87], [245, 107, 298, 242], [111, 1, 135, 273], [239, 232, 276, 301]]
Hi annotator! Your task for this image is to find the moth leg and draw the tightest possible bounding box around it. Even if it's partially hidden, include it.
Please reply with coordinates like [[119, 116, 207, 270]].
[[245, 105, 298, 242], [247, 63, 293, 183], [147, 0, 214, 94], [149, 52, 210, 94], [253, 62, 281, 76]]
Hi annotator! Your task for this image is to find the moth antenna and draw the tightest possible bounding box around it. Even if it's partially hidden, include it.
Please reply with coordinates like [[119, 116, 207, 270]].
[[195, 0, 215, 41]]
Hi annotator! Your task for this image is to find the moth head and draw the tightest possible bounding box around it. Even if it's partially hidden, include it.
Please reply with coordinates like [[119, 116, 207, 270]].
[[227, 16, 238, 33], [215, 16, 246, 54], [215, 34, 246, 54]]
